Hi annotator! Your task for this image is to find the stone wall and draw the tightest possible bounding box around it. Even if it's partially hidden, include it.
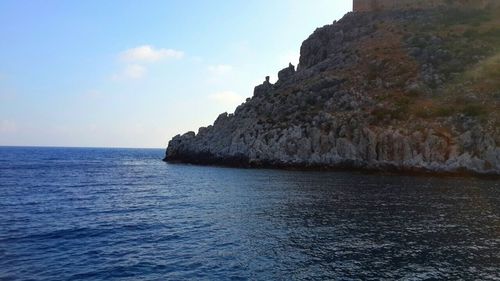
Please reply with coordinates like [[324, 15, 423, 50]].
[[353, 0, 500, 12]]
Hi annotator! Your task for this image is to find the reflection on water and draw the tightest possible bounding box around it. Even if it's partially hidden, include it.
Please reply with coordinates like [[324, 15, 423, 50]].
[[0, 147, 499, 280]]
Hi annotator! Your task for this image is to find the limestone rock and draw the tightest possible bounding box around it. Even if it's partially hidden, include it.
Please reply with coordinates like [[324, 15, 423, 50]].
[[164, 6, 500, 176]]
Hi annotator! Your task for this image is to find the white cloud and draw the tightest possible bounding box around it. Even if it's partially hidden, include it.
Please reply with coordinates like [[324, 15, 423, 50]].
[[111, 64, 147, 81], [209, 90, 245, 109], [120, 45, 184, 63], [111, 45, 183, 82]]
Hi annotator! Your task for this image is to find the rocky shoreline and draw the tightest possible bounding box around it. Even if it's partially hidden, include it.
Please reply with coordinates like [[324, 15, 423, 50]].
[[164, 124, 500, 177], [164, 8, 500, 176]]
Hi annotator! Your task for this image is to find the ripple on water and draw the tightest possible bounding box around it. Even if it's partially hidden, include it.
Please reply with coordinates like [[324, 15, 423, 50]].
[[0, 147, 499, 280]]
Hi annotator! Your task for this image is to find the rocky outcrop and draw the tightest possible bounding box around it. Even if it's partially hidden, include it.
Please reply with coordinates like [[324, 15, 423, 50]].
[[164, 8, 500, 176]]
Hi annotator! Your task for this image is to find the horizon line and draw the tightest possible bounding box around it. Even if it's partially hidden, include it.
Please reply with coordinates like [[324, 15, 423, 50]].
[[0, 145, 164, 150]]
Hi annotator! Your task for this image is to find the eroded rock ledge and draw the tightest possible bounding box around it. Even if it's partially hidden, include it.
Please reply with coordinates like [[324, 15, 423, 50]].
[[164, 8, 500, 176]]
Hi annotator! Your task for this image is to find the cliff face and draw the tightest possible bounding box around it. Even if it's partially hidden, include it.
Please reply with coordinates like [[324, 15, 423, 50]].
[[165, 7, 500, 176]]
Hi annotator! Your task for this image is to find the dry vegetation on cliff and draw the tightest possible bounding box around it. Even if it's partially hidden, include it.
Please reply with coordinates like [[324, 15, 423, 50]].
[[165, 7, 500, 175]]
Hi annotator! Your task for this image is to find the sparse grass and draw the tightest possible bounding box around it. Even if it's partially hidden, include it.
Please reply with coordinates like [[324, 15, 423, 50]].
[[462, 104, 488, 117], [413, 99, 489, 120], [371, 96, 412, 123], [466, 53, 500, 89], [482, 28, 500, 46], [436, 8, 492, 27], [399, 7, 500, 125], [415, 105, 456, 118], [349, 9, 500, 127], [464, 27, 500, 46], [406, 84, 427, 97]]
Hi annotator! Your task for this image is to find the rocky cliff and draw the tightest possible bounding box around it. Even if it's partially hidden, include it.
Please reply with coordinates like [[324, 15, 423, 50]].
[[164, 7, 500, 176]]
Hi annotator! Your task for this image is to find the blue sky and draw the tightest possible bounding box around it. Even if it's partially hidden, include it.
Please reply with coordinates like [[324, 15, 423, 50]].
[[0, 0, 352, 148]]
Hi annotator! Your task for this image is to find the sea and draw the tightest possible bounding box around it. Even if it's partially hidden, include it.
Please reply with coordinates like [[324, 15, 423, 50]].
[[0, 146, 499, 280]]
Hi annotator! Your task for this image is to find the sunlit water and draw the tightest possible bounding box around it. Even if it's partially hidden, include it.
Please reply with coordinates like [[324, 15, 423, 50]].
[[0, 147, 499, 280]]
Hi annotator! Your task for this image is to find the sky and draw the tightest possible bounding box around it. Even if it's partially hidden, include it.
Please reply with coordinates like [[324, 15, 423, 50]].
[[0, 0, 352, 148]]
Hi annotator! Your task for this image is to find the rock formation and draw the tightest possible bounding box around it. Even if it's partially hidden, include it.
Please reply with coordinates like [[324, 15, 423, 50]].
[[164, 6, 500, 176]]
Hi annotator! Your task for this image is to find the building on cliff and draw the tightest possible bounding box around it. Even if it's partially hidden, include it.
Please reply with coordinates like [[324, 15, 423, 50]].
[[353, 0, 500, 12]]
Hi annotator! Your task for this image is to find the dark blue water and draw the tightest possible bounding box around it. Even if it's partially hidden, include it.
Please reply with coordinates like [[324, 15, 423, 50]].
[[0, 147, 499, 280]]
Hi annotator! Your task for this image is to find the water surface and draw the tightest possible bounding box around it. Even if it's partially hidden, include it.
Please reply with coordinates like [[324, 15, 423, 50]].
[[0, 147, 499, 280]]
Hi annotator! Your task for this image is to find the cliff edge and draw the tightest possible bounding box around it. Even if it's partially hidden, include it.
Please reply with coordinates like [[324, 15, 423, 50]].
[[164, 7, 500, 176]]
